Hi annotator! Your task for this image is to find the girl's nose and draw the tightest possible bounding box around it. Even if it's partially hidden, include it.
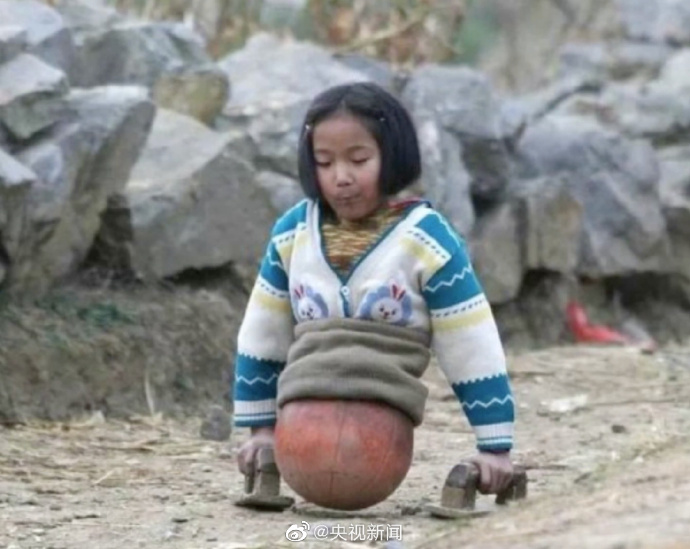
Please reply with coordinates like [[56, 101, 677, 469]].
[[334, 162, 353, 186]]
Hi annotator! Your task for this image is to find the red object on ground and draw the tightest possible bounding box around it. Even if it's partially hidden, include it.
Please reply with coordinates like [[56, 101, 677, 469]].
[[566, 301, 630, 345], [274, 399, 413, 510]]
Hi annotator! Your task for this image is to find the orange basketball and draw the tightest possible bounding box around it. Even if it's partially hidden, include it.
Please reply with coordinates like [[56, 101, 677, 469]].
[[274, 399, 414, 510]]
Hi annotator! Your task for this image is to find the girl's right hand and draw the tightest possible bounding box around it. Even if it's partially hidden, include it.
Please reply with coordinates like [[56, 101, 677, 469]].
[[236, 426, 276, 475]]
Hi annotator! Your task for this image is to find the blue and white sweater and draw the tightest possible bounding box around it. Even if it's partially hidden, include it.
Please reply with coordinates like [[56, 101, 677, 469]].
[[233, 199, 515, 452]]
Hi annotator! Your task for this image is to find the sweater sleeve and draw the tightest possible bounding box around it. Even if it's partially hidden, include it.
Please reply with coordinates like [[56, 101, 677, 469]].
[[420, 220, 515, 452], [232, 221, 296, 428]]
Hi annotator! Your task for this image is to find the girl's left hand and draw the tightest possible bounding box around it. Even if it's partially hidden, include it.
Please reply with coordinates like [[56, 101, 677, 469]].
[[468, 451, 513, 494]]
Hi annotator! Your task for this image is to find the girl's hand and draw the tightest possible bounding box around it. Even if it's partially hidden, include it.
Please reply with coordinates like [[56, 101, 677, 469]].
[[237, 426, 275, 475], [468, 451, 514, 494]]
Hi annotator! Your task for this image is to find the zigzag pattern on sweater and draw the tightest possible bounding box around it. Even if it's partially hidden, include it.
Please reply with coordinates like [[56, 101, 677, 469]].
[[424, 266, 474, 293], [461, 394, 514, 410], [235, 373, 278, 386], [265, 254, 285, 272], [451, 370, 512, 385]]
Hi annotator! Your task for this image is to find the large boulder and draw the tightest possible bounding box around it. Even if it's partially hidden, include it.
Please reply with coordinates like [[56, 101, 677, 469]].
[[151, 66, 230, 125], [0, 0, 77, 80], [657, 48, 690, 93], [219, 93, 311, 180], [616, 0, 690, 46], [51, 0, 122, 33], [6, 87, 155, 294], [413, 113, 474, 235], [500, 74, 602, 137], [658, 145, 690, 300], [0, 53, 69, 140], [516, 176, 583, 274], [401, 64, 513, 204], [73, 22, 229, 124], [93, 109, 278, 281], [469, 201, 522, 304], [334, 53, 400, 92], [217, 35, 370, 173], [514, 114, 667, 278], [255, 171, 304, 214], [0, 149, 35, 286], [470, 174, 583, 304], [559, 81, 690, 146], [558, 42, 673, 83], [218, 33, 371, 109], [0, 25, 26, 64], [615, 82, 690, 146]]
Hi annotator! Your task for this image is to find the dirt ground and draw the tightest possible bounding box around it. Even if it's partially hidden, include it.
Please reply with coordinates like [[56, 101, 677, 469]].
[[1, 343, 690, 549]]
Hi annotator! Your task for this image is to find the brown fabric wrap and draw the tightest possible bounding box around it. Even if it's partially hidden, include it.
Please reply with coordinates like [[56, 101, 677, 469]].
[[276, 318, 432, 426]]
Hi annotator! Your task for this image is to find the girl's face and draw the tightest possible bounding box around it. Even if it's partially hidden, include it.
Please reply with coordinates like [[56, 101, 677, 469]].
[[312, 112, 382, 222]]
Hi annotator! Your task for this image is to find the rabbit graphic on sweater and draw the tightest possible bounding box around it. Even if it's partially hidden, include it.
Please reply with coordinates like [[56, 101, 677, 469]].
[[292, 284, 329, 321], [357, 281, 413, 326]]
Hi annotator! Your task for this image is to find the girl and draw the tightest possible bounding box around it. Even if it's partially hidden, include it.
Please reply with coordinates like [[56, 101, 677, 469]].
[[233, 82, 515, 495]]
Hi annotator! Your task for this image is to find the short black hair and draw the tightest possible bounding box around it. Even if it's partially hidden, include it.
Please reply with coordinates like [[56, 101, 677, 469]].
[[297, 82, 422, 201]]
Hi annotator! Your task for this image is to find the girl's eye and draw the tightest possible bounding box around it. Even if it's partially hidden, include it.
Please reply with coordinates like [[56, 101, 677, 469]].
[[352, 157, 369, 165], [315, 161, 331, 168]]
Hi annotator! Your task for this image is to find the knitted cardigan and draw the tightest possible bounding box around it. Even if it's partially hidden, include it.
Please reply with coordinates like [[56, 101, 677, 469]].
[[233, 199, 515, 452]]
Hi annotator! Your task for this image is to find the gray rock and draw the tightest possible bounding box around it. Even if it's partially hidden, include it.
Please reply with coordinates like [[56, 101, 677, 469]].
[[616, 0, 690, 45], [66, 86, 156, 203], [51, 0, 122, 33], [0, 148, 35, 266], [152, 65, 230, 125], [200, 405, 232, 442], [554, 80, 690, 146], [8, 86, 154, 294], [334, 53, 399, 93], [0, 125, 9, 150], [558, 42, 673, 83], [401, 64, 512, 202], [0, 25, 26, 64], [73, 21, 228, 123], [516, 175, 583, 274], [470, 201, 523, 304], [658, 48, 690, 93], [500, 74, 602, 138], [659, 145, 690, 226], [74, 22, 209, 88], [0, 53, 69, 140], [219, 33, 371, 109], [658, 145, 690, 298], [605, 82, 690, 144], [221, 94, 311, 179], [101, 109, 277, 280], [414, 113, 474, 236], [0, 0, 77, 79], [0, 147, 35, 189], [469, 174, 583, 305], [514, 114, 667, 277], [255, 171, 304, 214]]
